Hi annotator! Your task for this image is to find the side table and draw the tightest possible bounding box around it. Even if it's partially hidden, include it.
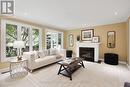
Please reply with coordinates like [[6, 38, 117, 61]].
[[10, 58, 28, 77]]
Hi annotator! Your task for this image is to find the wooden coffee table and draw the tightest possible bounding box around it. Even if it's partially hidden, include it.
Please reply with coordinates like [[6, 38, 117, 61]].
[[57, 57, 85, 80]]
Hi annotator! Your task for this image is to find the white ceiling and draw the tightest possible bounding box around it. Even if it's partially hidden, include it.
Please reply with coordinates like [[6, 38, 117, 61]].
[[15, 0, 130, 30]]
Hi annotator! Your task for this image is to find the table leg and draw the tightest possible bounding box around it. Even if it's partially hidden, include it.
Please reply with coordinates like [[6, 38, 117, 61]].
[[62, 66, 72, 80], [58, 65, 62, 75], [80, 61, 85, 68], [70, 76, 72, 80]]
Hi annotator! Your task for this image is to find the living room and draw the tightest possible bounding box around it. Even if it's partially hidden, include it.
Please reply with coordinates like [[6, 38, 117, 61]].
[[0, 0, 130, 87]]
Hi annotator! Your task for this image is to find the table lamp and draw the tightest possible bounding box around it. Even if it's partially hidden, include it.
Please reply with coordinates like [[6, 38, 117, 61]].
[[13, 41, 25, 60]]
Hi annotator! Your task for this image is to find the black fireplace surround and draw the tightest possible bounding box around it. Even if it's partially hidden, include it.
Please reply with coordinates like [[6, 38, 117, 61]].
[[79, 47, 94, 62]]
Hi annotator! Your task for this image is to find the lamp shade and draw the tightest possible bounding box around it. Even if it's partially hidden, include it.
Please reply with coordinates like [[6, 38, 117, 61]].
[[13, 41, 25, 48], [7, 43, 13, 47]]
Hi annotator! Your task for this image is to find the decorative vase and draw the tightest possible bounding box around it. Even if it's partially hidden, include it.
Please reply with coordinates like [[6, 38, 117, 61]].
[[17, 56, 22, 61], [77, 35, 80, 41]]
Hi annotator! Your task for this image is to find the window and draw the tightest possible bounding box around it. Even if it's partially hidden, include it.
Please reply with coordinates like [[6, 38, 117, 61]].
[[1, 20, 42, 61], [32, 29, 39, 51], [6, 24, 17, 57], [52, 32, 58, 48], [58, 33, 62, 46], [46, 32, 51, 49], [46, 30, 63, 49]]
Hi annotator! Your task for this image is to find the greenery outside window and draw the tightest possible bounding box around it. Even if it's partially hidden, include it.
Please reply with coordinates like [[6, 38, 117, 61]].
[[21, 26, 29, 52], [6, 24, 17, 57], [32, 29, 39, 51], [1, 20, 42, 61], [46, 32, 51, 49]]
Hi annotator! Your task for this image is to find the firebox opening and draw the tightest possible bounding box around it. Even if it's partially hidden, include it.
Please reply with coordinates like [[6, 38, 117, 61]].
[[79, 47, 94, 62]]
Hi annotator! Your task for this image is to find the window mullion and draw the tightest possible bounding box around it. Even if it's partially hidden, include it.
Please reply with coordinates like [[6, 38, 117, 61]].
[[57, 33, 58, 48], [39, 29, 42, 50], [61, 32, 63, 48], [50, 32, 53, 48], [17, 24, 21, 40], [29, 27, 33, 51]]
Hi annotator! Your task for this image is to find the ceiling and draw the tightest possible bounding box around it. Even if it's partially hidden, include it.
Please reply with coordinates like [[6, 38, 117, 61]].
[[15, 0, 130, 30]]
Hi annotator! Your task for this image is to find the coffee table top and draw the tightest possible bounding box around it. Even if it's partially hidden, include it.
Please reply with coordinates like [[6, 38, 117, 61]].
[[58, 57, 82, 65]]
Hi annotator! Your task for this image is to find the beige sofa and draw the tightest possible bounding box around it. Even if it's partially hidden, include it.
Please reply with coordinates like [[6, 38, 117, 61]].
[[23, 49, 66, 72]]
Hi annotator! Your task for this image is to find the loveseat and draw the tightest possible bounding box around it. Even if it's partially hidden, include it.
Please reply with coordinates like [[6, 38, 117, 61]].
[[23, 49, 66, 72]]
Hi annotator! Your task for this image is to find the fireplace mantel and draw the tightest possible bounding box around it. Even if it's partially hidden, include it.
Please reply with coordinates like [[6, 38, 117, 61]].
[[76, 42, 100, 62]]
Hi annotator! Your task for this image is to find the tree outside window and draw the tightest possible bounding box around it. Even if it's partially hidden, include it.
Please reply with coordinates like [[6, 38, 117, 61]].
[[21, 26, 29, 53], [32, 29, 39, 51], [6, 24, 17, 57]]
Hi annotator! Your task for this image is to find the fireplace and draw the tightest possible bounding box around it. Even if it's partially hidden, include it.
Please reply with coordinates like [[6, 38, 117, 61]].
[[76, 42, 100, 62], [79, 47, 94, 62]]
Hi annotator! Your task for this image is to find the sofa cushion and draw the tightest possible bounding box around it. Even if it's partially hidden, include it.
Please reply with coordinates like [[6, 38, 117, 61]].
[[56, 55, 62, 59], [35, 55, 56, 63]]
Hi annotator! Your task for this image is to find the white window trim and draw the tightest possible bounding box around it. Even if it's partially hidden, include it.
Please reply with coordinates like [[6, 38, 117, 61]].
[[1, 19, 6, 61], [0, 19, 43, 62]]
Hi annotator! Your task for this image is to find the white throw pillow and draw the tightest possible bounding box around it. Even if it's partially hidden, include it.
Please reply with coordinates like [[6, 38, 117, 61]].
[[30, 51, 39, 59], [38, 51, 45, 58], [50, 48, 58, 55]]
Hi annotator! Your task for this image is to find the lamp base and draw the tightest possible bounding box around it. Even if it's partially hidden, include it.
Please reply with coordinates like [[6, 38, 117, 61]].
[[17, 56, 22, 61]]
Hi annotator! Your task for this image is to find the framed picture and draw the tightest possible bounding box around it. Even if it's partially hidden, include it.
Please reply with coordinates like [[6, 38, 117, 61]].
[[81, 29, 94, 41], [92, 36, 100, 43], [68, 34, 74, 47], [107, 31, 116, 48]]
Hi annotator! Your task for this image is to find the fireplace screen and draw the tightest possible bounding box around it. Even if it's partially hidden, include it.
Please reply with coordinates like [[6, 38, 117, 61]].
[[79, 47, 94, 62]]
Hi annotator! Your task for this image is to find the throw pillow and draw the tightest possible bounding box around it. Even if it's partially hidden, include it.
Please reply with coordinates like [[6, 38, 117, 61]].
[[37, 51, 45, 58], [56, 55, 62, 59], [30, 51, 39, 59], [50, 48, 58, 55]]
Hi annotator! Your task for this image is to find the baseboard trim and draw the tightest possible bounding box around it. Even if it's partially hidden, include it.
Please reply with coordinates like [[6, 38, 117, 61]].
[[119, 61, 127, 64], [0, 67, 9, 74]]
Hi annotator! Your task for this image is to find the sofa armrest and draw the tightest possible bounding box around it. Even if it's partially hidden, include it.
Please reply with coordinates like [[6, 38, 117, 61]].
[[57, 49, 66, 59], [23, 52, 36, 70], [23, 52, 35, 62]]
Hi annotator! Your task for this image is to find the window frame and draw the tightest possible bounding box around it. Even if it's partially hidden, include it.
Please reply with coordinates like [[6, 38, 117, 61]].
[[1, 19, 42, 62], [45, 29, 63, 49]]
